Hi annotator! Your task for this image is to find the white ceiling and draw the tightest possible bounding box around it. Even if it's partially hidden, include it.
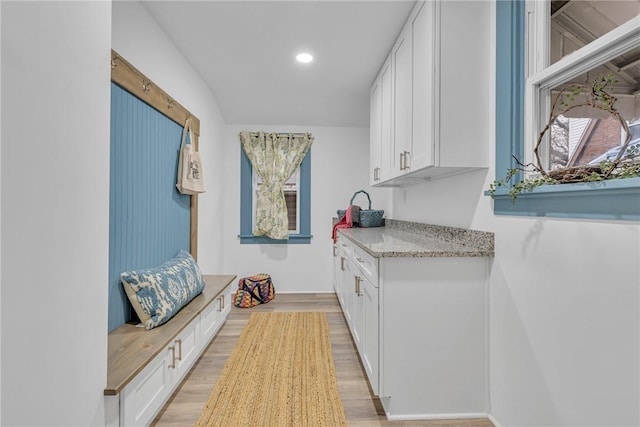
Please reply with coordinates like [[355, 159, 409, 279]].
[[142, 1, 416, 127]]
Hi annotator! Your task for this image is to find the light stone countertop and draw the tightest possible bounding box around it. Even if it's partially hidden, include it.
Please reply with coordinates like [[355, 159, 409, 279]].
[[337, 219, 494, 258]]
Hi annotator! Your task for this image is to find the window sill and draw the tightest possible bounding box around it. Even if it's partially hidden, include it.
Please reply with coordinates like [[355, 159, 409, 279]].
[[486, 177, 640, 221], [238, 234, 313, 244]]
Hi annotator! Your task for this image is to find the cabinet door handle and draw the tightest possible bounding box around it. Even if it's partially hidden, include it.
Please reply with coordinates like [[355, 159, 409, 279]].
[[168, 346, 176, 369], [333, 245, 337, 257], [220, 294, 225, 311], [355, 276, 363, 296], [404, 151, 411, 169], [175, 339, 182, 361], [400, 152, 405, 170], [340, 257, 345, 271]]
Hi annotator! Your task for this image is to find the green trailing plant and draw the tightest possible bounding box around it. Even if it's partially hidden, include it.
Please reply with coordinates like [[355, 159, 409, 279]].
[[489, 74, 640, 201]]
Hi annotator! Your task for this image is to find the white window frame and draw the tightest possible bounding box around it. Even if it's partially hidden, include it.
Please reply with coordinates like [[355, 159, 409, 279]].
[[524, 1, 640, 171], [251, 168, 301, 235]]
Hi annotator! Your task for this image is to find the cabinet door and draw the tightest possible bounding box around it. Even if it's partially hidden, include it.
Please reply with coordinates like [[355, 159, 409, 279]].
[[338, 254, 346, 309], [343, 257, 356, 326], [411, 0, 436, 170], [379, 58, 393, 182], [392, 25, 413, 176], [370, 77, 382, 185], [223, 284, 233, 318], [200, 296, 221, 345], [361, 276, 379, 395], [333, 243, 341, 294], [350, 268, 365, 353], [121, 347, 172, 427], [173, 320, 200, 380]]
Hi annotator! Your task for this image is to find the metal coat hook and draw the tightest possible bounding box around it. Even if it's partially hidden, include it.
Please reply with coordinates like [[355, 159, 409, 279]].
[[111, 55, 118, 69], [167, 97, 175, 109], [142, 80, 151, 93]]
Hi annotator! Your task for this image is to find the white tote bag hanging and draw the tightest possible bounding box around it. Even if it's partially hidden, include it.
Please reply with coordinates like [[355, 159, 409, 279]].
[[176, 118, 205, 195]]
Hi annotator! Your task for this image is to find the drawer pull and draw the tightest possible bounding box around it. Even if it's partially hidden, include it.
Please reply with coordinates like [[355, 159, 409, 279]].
[[340, 257, 346, 271], [168, 346, 176, 369], [333, 245, 337, 257]]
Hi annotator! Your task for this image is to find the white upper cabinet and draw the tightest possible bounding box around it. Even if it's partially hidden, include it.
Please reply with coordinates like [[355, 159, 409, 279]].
[[410, 0, 435, 171], [370, 0, 491, 186], [370, 57, 393, 185], [392, 24, 413, 176], [370, 76, 382, 185]]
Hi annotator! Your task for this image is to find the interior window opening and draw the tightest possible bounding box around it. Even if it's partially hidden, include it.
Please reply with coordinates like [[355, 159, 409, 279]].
[[550, 1, 640, 65], [528, 0, 640, 171]]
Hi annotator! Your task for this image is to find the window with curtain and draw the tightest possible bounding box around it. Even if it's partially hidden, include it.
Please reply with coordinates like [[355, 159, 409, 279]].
[[239, 131, 313, 244]]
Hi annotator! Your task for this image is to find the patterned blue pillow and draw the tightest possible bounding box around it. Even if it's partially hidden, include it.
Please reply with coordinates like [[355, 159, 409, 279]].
[[120, 250, 206, 330]]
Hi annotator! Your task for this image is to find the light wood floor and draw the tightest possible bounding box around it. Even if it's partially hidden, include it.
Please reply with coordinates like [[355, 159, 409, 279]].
[[152, 293, 494, 427]]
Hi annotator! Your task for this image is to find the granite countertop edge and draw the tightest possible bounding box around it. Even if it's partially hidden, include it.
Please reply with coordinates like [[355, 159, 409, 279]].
[[336, 219, 495, 258]]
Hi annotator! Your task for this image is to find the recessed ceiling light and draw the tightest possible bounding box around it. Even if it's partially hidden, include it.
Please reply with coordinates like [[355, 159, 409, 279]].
[[296, 53, 313, 63]]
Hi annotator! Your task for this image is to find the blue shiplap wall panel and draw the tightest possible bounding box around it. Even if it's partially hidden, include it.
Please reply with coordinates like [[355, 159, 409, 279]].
[[109, 83, 191, 332]]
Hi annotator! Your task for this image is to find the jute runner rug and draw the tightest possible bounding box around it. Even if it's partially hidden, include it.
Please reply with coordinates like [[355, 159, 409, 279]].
[[196, 311, 347, 427]]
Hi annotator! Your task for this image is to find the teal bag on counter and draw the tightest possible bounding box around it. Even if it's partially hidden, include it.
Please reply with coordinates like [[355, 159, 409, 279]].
[[336, 190, 384, 227]]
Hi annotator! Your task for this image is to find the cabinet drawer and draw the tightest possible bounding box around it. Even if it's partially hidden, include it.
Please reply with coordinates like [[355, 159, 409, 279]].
[[337, 235, 354, 259], [353, 245, 378, 287]]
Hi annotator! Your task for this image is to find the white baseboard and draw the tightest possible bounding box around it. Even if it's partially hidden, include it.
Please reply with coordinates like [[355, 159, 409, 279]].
[[488, 413, 504, 427], [386, 412, 489, 421]]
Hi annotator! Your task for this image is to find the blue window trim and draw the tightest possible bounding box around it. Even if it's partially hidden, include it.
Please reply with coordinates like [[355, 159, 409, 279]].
[[492, 0, 640, 222], [239, 148, 312, 244]]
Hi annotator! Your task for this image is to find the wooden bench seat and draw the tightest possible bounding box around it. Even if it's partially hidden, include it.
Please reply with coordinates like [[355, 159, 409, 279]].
[[105, 274, 236, 396]]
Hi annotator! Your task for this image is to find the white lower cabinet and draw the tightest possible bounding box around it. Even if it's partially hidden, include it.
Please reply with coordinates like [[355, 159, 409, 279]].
[[360, 275, 379, 395], [336, 236, 380, 396], [116, 283, 233, 427], [200, 297, 221, 345], [335, 234, 489, 420], [201, 289, 232, 345], [173, 319, 200, 379], [120, 348, 172, 427]]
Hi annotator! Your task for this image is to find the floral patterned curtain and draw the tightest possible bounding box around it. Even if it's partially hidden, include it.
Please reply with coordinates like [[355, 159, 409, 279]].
[[239, 131, 313, 240]]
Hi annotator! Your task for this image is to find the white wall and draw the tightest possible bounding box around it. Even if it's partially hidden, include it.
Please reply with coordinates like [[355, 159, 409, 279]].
[[392, 175, 640, 427], [223, 125, 392, 292], [389, 3, 640, 425], [112, 1, 226, 275], [1, 2, 111, 425]]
